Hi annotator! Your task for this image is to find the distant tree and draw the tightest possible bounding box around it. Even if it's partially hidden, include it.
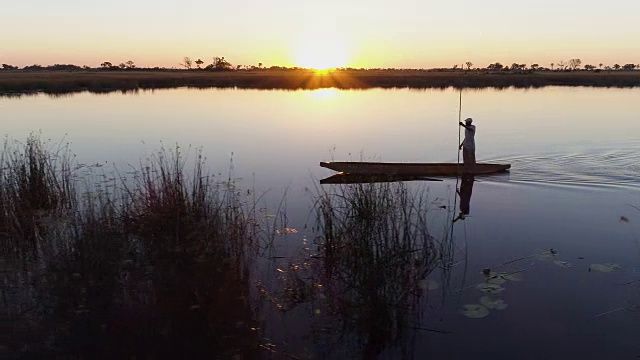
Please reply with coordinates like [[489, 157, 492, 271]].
[[584, 64, 595, 70], [125, 60, 135, 69], [487, 62, 503, 71], [118, 63, 127, 69], [195, 58, 204, 69], [605, 66, 612, 70], [531, 63, 539, 71], [100, 62, 112, 68], [622, 63, 636, 70], [557, 60, 567, 70], [1, 64, 18, 70], [209, 56, 232, 71], [613, 64, 621, 70], [258, 62, 263, 69], [465, 61, 473, 70], [550, 62, 554, 70], [599, 63, 603, 69], [568, 58, 581, 70], [47, 64, 82, 71], [181, 57, 193, 70], [236, 64, 242, 70], [510, 63, 520, 70], [23, 64, 45, 71]]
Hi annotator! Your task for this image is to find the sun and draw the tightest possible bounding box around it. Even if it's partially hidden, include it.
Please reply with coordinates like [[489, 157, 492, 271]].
[[294, 31, 349, 71]]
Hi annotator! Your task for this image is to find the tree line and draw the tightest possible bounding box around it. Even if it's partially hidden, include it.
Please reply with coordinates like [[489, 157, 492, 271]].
[[480, 59, 638, 72], [1, 57, 639, 72]]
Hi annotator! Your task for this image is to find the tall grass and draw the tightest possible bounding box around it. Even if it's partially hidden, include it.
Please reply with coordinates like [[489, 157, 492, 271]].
[[315, 182, 451, 358], [264, 181, 455, 359], [0, 136, 76, 260], [1, 136, 262, 358]]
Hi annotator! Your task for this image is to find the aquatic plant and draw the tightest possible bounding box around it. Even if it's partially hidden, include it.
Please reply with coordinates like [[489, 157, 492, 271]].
[[261, 180, 455, 358], [1, 137, 263, 358]]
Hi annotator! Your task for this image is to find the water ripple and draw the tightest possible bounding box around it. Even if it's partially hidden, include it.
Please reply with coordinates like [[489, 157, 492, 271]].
[[488, 149, 640, 190]]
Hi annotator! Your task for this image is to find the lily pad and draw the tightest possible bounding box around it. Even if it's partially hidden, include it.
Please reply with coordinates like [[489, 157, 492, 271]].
[[477, 283, 505, 294], [536, 249, 558, 262], [460, 304, 490, 318], [486, 276, 506, 285], [553, 260, 572, 268], [418, 279, 439, 290], [503, 272, 524, 282], [479, 296, 508, 310], [590, 263, 622, 272], [484, 270, 524, 284]]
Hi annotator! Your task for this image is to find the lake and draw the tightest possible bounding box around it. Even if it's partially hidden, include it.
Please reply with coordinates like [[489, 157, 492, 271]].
[[3, 86, 640, 359]]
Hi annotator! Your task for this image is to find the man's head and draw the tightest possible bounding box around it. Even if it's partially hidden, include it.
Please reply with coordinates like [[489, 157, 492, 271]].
[[465, 118, 473, 124]]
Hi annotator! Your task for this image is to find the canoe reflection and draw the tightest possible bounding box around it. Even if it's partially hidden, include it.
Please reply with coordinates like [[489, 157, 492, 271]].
[[320, 174, 443, 184]]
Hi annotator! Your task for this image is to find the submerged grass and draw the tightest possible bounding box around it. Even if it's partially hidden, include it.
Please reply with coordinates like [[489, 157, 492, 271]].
[[1, 136, 261, 358]]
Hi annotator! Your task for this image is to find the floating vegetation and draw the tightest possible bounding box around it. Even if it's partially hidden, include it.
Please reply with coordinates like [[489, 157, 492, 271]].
[[460, 304, 490, 319], [535, 248, 558, 262], [553, 260, 572, 268], [485, 274, 506, 285], [276, 227, 298, 235], [477, 283, 505, 294], [479, 296, 508, 310], [483, 270, 526, 284], [589, 263, 623, 272], [503, 272, 524, 282], [619, 215, 629, 223]]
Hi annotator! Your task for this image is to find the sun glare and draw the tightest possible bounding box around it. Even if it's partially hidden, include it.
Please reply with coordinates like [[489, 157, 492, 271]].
[[294, 31, 349, 71]]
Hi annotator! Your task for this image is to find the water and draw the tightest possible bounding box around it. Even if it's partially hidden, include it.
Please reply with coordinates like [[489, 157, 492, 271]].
[[3, 86, 640, 359]]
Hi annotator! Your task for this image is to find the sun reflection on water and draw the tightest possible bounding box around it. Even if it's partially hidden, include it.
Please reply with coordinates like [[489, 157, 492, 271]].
[[307, 88, 340, 100]]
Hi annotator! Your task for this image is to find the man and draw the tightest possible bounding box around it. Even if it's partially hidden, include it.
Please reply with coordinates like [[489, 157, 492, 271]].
[[459, 117, 476, 168]]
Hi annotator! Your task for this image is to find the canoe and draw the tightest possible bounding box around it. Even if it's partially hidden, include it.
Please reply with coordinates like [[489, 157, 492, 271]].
[[319, 162, 510, 176]]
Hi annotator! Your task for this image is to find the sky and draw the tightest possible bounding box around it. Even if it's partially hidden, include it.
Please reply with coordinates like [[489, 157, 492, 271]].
[[1, 0, 639, 69]]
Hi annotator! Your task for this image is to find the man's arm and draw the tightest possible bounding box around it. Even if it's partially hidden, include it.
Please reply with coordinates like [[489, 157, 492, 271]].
[[459, 122, 471, 129]]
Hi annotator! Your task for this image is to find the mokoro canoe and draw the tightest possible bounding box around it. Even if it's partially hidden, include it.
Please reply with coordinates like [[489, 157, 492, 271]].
[[319, 162, 510, 176]]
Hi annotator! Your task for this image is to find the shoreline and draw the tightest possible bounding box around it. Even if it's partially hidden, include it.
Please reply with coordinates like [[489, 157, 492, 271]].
[[2, 69, 640, 96]]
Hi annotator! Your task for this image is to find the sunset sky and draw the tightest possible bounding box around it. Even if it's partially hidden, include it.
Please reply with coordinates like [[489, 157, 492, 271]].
[[1, 0, 639, 69]]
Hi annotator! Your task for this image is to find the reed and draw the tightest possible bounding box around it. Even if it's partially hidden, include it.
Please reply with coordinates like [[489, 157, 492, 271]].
[[2, 138, 262, 358], [265, 181, 454, 359], [0, 135, 76, 260]]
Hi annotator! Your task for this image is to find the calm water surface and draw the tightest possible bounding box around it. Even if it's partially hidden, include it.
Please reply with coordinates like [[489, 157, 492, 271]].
[[3, 87, 640, 359]]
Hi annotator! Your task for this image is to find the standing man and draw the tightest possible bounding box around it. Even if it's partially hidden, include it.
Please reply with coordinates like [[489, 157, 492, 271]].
[[459, 117, 476, 169]]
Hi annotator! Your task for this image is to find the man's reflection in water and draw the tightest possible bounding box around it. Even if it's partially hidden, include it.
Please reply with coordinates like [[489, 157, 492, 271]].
[[454, 175, 475, 222]]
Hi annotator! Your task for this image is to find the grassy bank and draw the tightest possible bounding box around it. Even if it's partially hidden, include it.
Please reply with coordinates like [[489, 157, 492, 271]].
[[2, 69, 640, 95]]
